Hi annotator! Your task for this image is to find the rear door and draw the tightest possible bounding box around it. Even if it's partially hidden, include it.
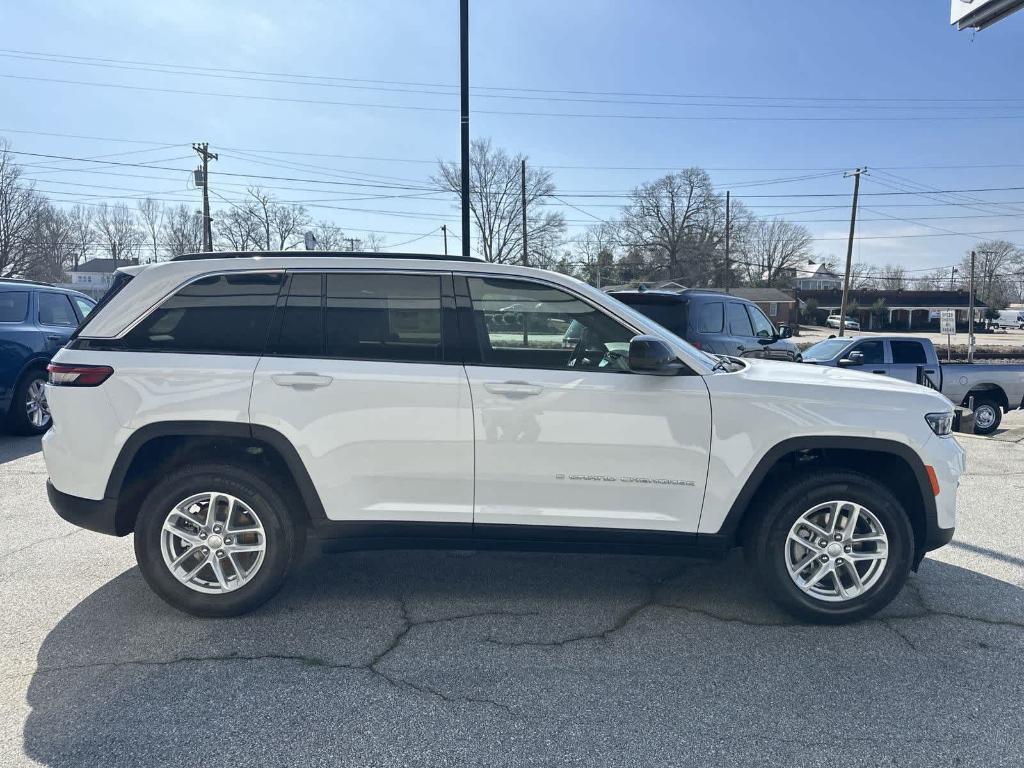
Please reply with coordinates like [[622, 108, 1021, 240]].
[[249, 270, 473, 525], [36, 292, 80, 353], [887, 339, 931, 383], [725, 300, 757, 356]]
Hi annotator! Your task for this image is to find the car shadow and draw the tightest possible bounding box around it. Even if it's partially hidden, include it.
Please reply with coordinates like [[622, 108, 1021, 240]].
[[21, 549, 1024, 767], [0, 434, 41, 465]]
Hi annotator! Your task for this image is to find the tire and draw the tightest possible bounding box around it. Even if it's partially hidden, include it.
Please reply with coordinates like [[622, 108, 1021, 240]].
[[134, 464, 303, 617], [8, 368, 51, 435], [971, 397, 1001, 435], [744, 470, 914, 624]]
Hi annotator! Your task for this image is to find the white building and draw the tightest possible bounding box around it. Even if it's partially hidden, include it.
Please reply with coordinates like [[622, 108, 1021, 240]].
[[65, 259, 138, 298], [787, 260, 842, 291]]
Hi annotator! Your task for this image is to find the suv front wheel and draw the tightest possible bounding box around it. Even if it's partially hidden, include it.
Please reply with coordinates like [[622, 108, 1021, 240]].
[[745, 470, 913, 624], [134, 465, 303, 617]]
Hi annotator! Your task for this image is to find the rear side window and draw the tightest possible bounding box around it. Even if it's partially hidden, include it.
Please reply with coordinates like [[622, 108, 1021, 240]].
[[727, 302, 753, 336], [121, 272, 283, 354], [72, 296, 95, 319], [38, 293, 78, 327], [619, 301, 687, 337], [0, 291, 28, 322], [325, 273, 443, 362], [891, 340, 927, 364], [696, 302, 724, 333]]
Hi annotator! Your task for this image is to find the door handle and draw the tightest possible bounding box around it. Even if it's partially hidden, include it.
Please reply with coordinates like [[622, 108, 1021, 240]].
[[872, 370, 886, 374], [483, 380, 543, 397], [271, 372, 333, 389], [46, 334, 62, 342]]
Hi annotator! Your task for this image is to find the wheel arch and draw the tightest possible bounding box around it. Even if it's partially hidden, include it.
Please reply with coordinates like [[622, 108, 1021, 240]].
[[962, 384, 1008, 412], [719, 436, 938, 565], [106, 421, 325, 536]]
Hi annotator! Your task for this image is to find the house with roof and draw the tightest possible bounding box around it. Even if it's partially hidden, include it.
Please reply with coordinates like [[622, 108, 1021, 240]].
[[781, 259, 843, 291], [799, 288, 986, 331], [65, 258, 139, 298]]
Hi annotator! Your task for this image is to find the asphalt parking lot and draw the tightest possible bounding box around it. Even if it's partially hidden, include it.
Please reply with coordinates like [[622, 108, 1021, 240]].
[[2, 421, 1023, 768]]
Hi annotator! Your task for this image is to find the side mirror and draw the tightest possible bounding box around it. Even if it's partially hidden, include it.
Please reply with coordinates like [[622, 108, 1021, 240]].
[[838, 350, 865, 367], [778, 324, 793, 339], [628, 335, 684, 376]]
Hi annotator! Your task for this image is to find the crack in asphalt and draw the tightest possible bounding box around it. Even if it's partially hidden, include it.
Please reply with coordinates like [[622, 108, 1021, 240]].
[[0, 528, 83, 564]]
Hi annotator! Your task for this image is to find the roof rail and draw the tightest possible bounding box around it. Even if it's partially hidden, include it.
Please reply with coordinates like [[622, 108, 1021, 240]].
[[170, 250, 483, 263], [0, 277, 54, 287]]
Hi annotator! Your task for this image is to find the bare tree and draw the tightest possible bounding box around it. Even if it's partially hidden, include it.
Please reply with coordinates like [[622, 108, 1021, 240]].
[[0, 140, 45, 278], [23, 203, 76, 282], [741, 218, 813, 287], [362, 232, 386, 252], [93, 202, 142, 264], [306, 221, 347, 250], [215, 201, 261, 251], [136, 198, 165, 263], [162, 204, 204, 257], [435, 138, 566, 265], [271, 201, 310, 250], [963, 240, 1024, 309], [239, 187, 309, 250], [573, 222, 619, 286], [912, 268, 953, 291], [848, 262, 879, 290], [67, 205, 94, 269], [878, 263, 909, 290], [617, 168, 727, 287]]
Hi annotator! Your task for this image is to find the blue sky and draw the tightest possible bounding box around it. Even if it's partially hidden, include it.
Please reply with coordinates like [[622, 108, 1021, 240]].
[[3, 0, 1023, 269]]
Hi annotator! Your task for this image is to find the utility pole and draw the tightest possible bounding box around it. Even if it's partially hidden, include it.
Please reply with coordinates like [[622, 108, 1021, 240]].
[[724, 190, 731, 291], [344, 237, 359, 252], [950, 266, 958, 291], [459, 0, 471, 260], [521, 159, 528, 266], [838, 167, 866, 336], [969, 250, 976, 363], [192, 143, 218, 252], [441, 224, 448, 256]]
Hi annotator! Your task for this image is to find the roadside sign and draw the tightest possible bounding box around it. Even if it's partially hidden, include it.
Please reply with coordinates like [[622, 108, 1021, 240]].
[[940, 310, 956, 335]]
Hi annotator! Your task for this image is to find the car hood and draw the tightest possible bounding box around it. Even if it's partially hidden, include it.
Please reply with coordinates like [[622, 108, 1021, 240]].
[[736, 357, 948, 402]]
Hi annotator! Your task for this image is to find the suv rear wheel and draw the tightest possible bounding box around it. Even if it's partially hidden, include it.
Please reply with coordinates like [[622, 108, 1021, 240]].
[[134, 464, 303, 617], [745, 470, 913, 624], [9, 369, 51, 435]]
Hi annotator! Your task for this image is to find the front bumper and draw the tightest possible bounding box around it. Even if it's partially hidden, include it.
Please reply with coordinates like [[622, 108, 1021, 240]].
[[46, 480, 123, 536], [918, 434, 965, 555]]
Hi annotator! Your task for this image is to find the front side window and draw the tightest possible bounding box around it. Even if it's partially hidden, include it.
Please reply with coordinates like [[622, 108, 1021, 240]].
[[38, 293, 78, 327], [890, 340, 927, 364], [853, 340, 884, 365], [727, 302, 754, 337], [746, 305, 776, 338], [325, 273, 442, 362], [121, 272, 283, 354], [0, 291, 28, 322], [467, 277, 634, 371]]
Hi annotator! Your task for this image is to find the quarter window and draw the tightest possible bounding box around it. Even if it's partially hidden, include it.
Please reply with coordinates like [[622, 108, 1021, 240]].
[[325, 273, 443, 362], [121, 273, 283, 354], [466, 277, 634, 371], [38, 293, 78, 327], [0, 291, 28, 322]]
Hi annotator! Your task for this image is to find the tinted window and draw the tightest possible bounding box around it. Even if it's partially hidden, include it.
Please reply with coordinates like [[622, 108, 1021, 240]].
[[0, 291, 28, 322], [325, 273, 442, 362], [38, 293, 78, 327], [272, 273, 324, 357], [468, 277, 633, 371], [891, 340, 927, 364], [122, 273, 283, 354], [802, 338, 853, 361], [746, 305, 775, 338], [624, 302, 687, 337], [696, 301, 724, 333], [853, 340, 884, 365], [727, 302, 754, 337]]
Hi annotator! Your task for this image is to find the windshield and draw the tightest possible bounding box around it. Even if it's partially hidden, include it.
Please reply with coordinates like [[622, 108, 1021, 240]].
[[802, 338, 854, 361]]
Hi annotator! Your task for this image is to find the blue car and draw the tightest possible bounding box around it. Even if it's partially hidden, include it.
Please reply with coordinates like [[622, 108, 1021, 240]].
[[0, 279, 96, 434]]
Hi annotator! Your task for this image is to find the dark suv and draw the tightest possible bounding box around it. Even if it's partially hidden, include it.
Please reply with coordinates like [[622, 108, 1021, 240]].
[[607, 289, 800, 361], [0, 279, 95, 434]]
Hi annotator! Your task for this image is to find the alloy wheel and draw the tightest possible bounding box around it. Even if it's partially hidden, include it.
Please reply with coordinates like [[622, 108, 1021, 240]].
[[25, 378, 50, 428], [785, 500, 888, 603], [160, 492, 267, 594]]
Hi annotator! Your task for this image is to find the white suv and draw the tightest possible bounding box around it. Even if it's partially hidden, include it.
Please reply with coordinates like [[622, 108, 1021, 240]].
[[43, 253, 964, 623]]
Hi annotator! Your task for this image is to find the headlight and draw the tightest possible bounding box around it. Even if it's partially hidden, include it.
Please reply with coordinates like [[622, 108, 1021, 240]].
[[925, 412, 953, 436]]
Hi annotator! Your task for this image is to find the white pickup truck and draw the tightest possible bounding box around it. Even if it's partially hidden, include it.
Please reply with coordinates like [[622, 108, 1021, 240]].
[[802, 335, 1024, 434]]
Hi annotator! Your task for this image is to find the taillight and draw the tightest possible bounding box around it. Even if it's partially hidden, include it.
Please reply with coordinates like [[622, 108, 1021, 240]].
[[691, 340, 701, 350], [47, 363, 114, 387]]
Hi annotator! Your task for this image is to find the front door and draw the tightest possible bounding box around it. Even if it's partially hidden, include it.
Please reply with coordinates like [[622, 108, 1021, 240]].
[[249, 270, 474, 524], [458, 275, 712, 534]]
